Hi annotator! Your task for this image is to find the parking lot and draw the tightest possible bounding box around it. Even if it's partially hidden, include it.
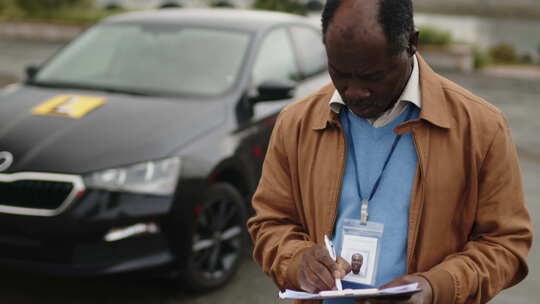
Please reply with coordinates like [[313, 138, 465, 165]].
[[0, 38, 538, 303]]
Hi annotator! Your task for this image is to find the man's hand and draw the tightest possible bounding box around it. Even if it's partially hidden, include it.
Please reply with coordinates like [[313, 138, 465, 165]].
[[355, 275, 433, 304], [297, 245, 352, 293]]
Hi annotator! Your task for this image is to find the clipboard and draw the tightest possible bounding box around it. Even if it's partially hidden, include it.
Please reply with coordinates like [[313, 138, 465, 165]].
[[278, 283, 421, 300]]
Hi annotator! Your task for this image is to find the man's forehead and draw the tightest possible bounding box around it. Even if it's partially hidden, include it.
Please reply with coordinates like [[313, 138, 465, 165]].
[[326, 0, 385, 45]]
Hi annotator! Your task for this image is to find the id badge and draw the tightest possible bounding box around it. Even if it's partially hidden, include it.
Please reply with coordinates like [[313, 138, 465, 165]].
[[340, 219, 384, 286]]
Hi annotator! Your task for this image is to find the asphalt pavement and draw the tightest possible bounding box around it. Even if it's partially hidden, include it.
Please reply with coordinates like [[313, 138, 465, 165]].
[[0, 38, 538, 304]]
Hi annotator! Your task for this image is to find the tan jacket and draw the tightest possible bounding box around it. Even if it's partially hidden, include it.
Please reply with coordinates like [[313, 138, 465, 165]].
[[247, 56, 532, 304]]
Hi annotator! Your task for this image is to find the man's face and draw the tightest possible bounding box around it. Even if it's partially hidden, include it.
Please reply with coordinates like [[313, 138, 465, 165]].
[[351, 254, 363, 275], [324, 0, 415, 119]]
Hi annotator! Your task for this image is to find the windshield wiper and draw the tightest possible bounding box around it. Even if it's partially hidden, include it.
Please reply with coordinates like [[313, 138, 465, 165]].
[[98, 87, 153, 96], [27, 81, 162, 97]]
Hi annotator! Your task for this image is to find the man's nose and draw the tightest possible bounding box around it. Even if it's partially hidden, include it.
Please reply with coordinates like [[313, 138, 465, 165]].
[[344, 86, 371, 101]]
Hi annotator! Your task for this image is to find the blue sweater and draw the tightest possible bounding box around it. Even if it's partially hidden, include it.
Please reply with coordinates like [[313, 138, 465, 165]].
[[324, 105, 419, 304]]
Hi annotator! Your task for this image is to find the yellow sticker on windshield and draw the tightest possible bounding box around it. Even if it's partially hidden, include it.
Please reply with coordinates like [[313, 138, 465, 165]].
[[32, 95, 106, 119]]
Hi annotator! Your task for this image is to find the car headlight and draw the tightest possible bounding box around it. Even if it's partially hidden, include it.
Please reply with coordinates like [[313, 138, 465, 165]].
[[84, 157, 181, 196]]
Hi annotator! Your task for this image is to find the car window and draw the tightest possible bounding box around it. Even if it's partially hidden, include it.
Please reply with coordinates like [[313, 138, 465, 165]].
[[35, 24, 251, 97], [289, 25, 327, 78], [252, 27, 299, 87]]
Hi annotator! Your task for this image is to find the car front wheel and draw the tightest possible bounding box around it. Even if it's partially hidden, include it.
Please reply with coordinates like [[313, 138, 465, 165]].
[[178, 183, 247, 291]]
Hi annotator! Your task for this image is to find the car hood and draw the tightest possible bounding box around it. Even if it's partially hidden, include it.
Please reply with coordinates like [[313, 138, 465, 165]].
[[0, 85, 228, 174]]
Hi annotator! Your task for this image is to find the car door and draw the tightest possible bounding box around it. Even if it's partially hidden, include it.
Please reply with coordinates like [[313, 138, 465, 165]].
[[232, 26, 300, 189], [288, 24, 330, 100], [250, 26, 302, 120], [249, 23, 330, 171], [232, 24, 329, 194]]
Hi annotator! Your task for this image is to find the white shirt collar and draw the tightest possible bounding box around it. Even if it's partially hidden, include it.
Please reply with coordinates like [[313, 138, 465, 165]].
[[329, 55, 421, 127]]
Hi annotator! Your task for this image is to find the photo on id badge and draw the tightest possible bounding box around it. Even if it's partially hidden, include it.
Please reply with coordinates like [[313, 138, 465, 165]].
[[341, 234, 378, 285]]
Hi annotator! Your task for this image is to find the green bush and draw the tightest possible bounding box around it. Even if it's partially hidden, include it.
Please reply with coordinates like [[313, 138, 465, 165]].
[[104, 3, 123, 10], [306, 0, 323, 12], [473, 48, 491, 69], [520, 53, 533, 64], [211, 1, 235, 8], [253, 0, 307, 15], [14, 0, 94, 17], [7, 0, 120, 24], [537, 44, 540, 65], [160, 2, 182, 9], [489, 43, 518, 64], [0, 0, 15, 13], [418, 26, 452, 46]]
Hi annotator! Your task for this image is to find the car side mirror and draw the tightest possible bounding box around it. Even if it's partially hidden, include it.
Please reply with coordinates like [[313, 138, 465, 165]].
[[253, 79, 296, 103], [25, 64, 40, 81]]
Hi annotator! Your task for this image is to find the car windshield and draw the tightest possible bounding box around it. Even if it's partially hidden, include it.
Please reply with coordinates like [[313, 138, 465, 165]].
[[33, 23, 251, 97]]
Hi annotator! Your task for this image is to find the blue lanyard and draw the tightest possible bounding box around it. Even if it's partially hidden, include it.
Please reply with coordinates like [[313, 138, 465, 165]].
[[345, 106, 414, 224]]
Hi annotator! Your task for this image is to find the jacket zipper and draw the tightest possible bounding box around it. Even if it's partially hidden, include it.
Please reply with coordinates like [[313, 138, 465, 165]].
[[408, 127, 426, 271]]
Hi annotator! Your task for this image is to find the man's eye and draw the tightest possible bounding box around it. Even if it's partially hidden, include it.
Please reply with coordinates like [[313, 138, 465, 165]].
[[330, 66, 352, 78], [367, 74, 384, 81], [351, 73, 383, 82], [335, 70, 352, 78], [331, 66, 383, 81]]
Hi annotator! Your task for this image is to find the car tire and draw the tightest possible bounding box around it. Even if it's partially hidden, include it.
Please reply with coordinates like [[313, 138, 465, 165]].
[[174, 182, 248, 292]]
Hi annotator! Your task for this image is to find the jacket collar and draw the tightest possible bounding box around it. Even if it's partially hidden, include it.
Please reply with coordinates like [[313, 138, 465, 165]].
[[312, 53, 452, 130]]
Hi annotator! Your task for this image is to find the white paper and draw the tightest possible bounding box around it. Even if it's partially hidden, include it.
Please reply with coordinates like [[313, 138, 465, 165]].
[[379, 283, 419, 294], [278, 289, 321, 300], [278, 283, 420, 300], [341, 234, 378, 285]]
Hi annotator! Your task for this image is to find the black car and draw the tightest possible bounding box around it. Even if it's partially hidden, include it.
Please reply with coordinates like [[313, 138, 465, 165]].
[[0, 8, 329, 290]]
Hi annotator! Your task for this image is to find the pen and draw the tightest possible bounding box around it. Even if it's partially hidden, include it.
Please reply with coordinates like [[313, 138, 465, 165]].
[[324, 234, 343, 291]]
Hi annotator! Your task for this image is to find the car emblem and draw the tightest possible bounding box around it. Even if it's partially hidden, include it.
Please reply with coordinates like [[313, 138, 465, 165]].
[[0, 151, 14, 172]]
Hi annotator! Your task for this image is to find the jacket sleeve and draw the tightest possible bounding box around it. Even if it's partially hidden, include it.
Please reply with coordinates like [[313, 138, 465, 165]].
[[420, 117, 533, 304], [247, 112, 314, 291]]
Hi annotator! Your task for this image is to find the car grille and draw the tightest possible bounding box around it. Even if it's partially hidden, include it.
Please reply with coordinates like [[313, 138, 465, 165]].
[[0, 180, 74, 210]]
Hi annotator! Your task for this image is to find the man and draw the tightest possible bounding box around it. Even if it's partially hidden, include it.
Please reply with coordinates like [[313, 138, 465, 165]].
[[247, 0, 532, 303], [351, 253, 364, 275]]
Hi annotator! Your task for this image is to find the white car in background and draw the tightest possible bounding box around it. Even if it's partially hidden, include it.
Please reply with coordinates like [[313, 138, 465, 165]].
[[97, 0, 250, 10], [97, 0, 323, 11]]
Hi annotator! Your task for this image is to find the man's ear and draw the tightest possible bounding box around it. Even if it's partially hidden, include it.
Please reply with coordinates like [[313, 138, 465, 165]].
[[408, 30, 419, 56]]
